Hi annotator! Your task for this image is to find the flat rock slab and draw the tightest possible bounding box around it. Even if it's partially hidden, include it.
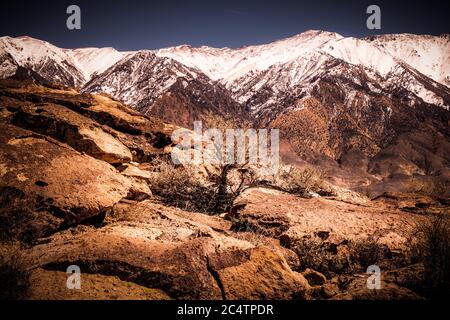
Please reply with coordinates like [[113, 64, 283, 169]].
[[227, 188, 424, 251], [28, 268, 171, 300]]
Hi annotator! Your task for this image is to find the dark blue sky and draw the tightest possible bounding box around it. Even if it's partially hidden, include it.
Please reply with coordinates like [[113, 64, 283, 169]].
[[1, 0, 449, 50]]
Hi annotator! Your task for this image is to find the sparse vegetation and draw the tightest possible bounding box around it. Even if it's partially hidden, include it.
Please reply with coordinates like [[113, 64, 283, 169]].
[[147, 160, 217, 213], [293, 237, 350, 277], [408, 214, 450, 298], [273, 165, 328, 196], [231, 224, 274, 248], [292, 236, 387, 278], [147, 160, 258, 214], [348, 236, 387, 270], [147, 153, 331, 214], [150, 109, 329, 214], [0, 186, 43, 244], [407, 177, 447, 198], [0, 242, 30, 300]]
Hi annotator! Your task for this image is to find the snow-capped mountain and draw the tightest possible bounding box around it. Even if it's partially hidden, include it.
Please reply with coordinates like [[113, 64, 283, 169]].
[[155, 30, 343, 83], [1, 31, 449, 113], [0, 32, 449, 185], [366, 34, 450, 88], [83, 50, 245, 127], [84, 50, 200, 109], [70, 47, 125, 79], [156, 30, 450, 110], [0, 36, 85, 87], [0, 36, 127, 87]]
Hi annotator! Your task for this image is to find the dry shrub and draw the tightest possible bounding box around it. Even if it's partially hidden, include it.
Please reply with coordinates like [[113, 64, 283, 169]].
[[408, 214, 450, 298], [231, 226, 273, 248], [0, 186, 44, 244], [348, 236, 387, 270], [0, 242, 30, 300], [293, 237, 350, 277], [148, 161, 217, 213], [273, 165, 327, 196], [147, 160, 256, 214], [147, 158, 330, 213], [407, 177, 447, 198], [292, 236, 387, 278], [209, 164, 259, 213]]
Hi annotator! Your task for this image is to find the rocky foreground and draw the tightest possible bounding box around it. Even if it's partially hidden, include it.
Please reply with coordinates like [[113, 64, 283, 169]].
[[0, 80, 447, 300]]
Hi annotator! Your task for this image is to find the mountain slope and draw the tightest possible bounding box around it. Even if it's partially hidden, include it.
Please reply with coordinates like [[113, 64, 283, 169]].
[[0, 36, 85, 87], [156, 30, 450, 110], [0, 33, 449, 193], [366, 34, 450, 88], [0, 36, 125, 87], [155, 30, 343, 83], [1, 32, 449, 112], [70, 47, 125, 79], [83, 51, 246, 127]]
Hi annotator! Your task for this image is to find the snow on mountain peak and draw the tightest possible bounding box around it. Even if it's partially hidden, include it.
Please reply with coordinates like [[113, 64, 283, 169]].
[[1, 32, 449, 111], [0, 35, 71, 66], [319, 37, 397, 76], [71, 47, 125, 78], [365, 33, 450, 87], [0, 36, 127, 84], [155, 29, 343, 83], [0, 35, 87, 86]]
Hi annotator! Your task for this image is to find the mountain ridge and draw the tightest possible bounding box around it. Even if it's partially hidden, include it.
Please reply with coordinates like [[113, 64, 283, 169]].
[[2, 30, 449, 88], [1, 31, 449, 195]]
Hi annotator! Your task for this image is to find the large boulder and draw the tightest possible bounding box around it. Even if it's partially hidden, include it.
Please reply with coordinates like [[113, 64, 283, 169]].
[[209, 247, 310, 300], [0, 83, 176, 164], [7, 99, 132, 164], [0, 123, 150, 241], [24, 200, 311, 300], [85, 95, 175, 162]]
